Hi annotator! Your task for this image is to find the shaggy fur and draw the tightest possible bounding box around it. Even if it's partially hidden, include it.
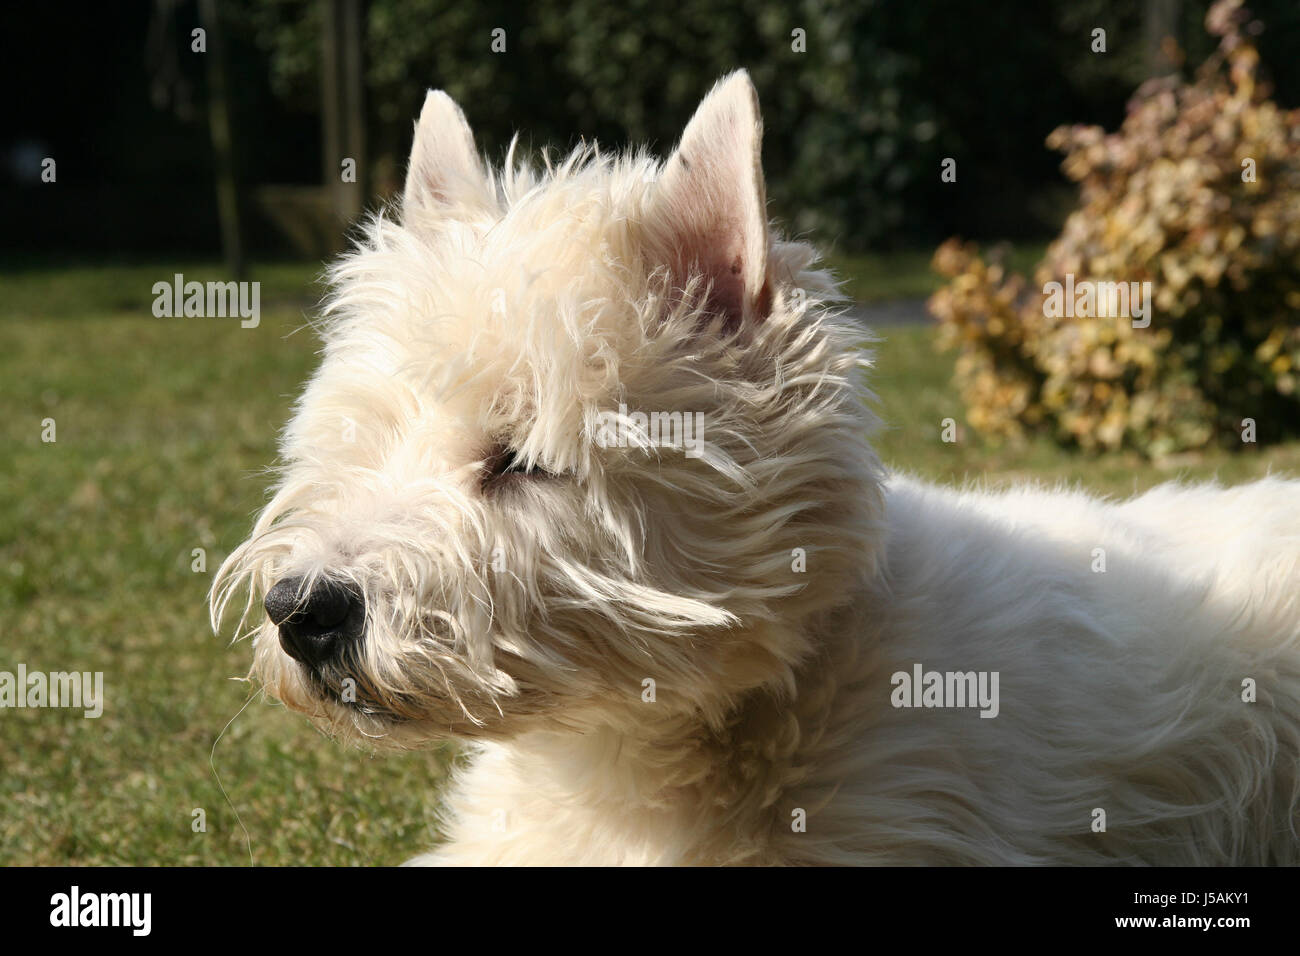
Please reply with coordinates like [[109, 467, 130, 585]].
[[212, 72, 1300, 865]]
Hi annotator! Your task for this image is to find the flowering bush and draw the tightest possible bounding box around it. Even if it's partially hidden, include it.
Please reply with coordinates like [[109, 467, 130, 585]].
[[929, 0, 1300, 456]]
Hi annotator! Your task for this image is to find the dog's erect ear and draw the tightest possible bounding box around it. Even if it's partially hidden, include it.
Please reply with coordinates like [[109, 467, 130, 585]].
[[650, 70, 771, 326], [403, 89, 488, 214]]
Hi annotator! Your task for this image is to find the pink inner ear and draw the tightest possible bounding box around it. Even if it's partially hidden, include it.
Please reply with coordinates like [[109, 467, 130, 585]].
[[665, 242, 770, 330], [664, 215, 740, 319], [650, 72, 771, 330], [653, 193, 772, 330]]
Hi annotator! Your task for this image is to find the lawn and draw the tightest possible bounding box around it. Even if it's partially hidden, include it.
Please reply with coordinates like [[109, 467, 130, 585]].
[[1, 257, 1295, 865], [824, 242, 1047, 303]]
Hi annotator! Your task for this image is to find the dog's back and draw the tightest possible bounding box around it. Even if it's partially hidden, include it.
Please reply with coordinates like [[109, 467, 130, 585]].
[[763, 474, 1300, 864]]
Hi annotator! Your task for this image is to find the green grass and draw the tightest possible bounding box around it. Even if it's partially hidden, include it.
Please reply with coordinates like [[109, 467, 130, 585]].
[[825, 241, 1047, 303], [0, 261, 452, 865], [1, 257, 1295, 865]]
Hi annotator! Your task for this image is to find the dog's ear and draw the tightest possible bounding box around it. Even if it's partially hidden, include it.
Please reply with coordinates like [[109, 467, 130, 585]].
[[650, 70, 771, 327], [403, 89, 488, 214]]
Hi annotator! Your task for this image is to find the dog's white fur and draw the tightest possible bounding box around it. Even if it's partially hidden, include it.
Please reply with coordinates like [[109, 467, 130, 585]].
[[213, 72, 1300, 865]]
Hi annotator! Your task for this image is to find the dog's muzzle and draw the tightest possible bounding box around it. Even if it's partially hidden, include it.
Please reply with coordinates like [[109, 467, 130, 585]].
[[265, 576, 365, 669]]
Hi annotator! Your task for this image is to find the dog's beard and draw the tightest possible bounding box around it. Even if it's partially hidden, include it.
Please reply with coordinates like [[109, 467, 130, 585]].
[[253, 634, 477, 743], [215, 520, 546, 742], [302, 665, 398, 721], [247, 591, 569, 746]]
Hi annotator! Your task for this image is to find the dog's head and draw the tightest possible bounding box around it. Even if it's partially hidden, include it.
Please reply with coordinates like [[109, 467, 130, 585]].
[[211, 72, 883, 746]]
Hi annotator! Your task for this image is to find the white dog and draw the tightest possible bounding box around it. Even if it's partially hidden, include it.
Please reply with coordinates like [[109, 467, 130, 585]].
[[213, 71, 1300, 865]]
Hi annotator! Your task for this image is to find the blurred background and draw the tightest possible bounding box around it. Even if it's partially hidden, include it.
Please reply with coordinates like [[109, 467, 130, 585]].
[[1, 0, 1298, 864], [10, 0, 1300, 257]]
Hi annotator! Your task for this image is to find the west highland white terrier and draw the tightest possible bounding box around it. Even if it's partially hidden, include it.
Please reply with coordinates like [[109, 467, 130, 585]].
[[213, 71, 1300, 865]]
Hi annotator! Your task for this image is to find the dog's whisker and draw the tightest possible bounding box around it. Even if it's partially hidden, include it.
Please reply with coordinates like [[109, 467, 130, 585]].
[[209, 684, 261, 866]]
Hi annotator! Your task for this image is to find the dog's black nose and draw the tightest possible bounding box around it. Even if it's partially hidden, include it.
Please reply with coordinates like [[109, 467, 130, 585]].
[[265, 576, 364, 668]]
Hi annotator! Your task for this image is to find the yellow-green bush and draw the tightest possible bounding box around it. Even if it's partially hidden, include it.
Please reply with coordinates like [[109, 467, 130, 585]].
[[929, 0, 1300, 456]]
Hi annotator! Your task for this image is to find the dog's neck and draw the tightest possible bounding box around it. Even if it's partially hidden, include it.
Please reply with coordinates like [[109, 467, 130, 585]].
[[497, 597, 878, 862]]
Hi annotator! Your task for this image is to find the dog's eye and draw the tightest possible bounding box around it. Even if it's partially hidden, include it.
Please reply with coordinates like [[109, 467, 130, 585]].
[[498, 456, 539, 476], [483, 445, 551, 485]]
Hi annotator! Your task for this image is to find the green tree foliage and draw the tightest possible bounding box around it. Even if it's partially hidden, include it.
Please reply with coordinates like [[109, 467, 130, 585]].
[[235, 0, 1300, 250]]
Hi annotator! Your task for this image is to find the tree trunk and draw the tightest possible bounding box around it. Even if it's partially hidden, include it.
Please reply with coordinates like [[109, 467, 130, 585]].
[[200, 0, 243, 278]]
